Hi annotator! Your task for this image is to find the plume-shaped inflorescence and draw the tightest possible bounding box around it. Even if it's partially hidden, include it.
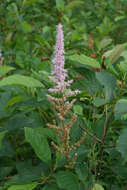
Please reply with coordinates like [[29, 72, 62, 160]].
[[47, 23, 85, 168], [48, 23, 79, 95]]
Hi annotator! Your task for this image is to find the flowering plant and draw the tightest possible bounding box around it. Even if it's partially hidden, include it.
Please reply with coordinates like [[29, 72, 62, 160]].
[[47, 24, 86, 168]]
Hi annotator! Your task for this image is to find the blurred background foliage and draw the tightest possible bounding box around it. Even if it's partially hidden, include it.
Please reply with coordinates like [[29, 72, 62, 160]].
[[1, 0, 127, 71]]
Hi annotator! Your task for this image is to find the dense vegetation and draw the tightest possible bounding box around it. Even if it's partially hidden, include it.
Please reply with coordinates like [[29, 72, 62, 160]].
[[0, 0, 127, 189]]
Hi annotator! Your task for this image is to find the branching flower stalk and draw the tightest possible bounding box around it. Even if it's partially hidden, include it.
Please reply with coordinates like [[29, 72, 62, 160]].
[[47, 23, 86, 168]]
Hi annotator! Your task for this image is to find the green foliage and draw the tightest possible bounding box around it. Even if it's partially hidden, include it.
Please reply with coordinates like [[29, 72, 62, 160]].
[[75, 164, 88, 183], [73, 105, 83, 115], [8, 182, 38, 190], [114, 99, 127, 119], [25, 127, 51, 163], [104, 44, 125, 63], [56, 0, 64, 11], [68, 54, 101, 68], [0, 74, 43, 88], [42, 184, 59, 190], [116, 128, 127, 161], [55, 171, 79, 190], [0, 66, 15, 77], [0, 131, 7, 148], [92, 184, 104, 190], [0, 0, 127, 189]]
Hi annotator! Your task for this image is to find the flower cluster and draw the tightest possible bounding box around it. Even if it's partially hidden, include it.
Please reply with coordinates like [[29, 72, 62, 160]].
[[48, 23, 79, 95], [47, 23, 85, 168]]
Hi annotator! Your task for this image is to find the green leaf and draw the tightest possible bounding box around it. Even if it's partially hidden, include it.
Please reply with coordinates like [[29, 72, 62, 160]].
[[56, 151, 63, 164], [104, 59, 118, 77], [10, 3, 19, 17], [96, 70, 116, 100], [0, 131, 7, 149], [66, 0, 84, 10], [36, 34, 51, 49], [0, 74, 43, 88], [36, 128, 59, 143], [42, 184, 59, 190], [68, 54, 101, 68], [8, 182, 38, 190], [7, 161, 43, 184], [25, 128, 51, 163], [75, 164, 88, 183], [0, 139, 14, 157], [104, 44, 125, 63], [121, 50, 127, 62], [116, 128, 127, 161], [118, 61, 127, 72], [55, 171, 79, 190], [112, 163, 127, 178], [0, 167, 13, 179], [92, 184, 104, 190], [114, 99, 127, 119], [121, 113, 127, 120], [73, 105, 83, 115], [56, 0, 64, 11], [0, 66, 15, 77], [93, 97, 108, 107], [23, 0, 43, 5], [4, 95, 23, 110], [22, 22, 32, 32], [98, 38, 112, 50]]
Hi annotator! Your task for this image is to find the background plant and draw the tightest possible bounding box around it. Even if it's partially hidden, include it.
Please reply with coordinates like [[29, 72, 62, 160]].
[[0, 0, 127, 190]]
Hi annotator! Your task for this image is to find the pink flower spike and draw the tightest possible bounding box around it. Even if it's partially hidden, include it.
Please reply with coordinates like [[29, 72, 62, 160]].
[[48, 23, 79, 96]]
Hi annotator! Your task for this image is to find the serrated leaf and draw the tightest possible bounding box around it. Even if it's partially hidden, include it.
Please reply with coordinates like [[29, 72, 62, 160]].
[[116, 128, 127, 161], [68, 54, 101, 68], [55, 171, 79, 190], [8, 182, 38, 190], [0, 74, 43, 88], [0, 66, 15, 77], [25, 128, 51, 163], [92, 184, 104, 190]]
